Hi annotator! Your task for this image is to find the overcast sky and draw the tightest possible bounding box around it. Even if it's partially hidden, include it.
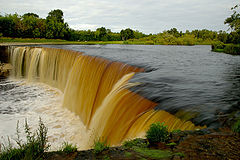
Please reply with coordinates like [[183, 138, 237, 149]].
[[0, 0, 238, 34]]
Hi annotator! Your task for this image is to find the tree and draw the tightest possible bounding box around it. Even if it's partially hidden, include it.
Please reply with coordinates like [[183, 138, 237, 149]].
[[47, 9, 64, 23], [23, 13, 39, 18], [46, 9, 68, 39], [120, 28, 134, 40], [95, 27, 107, 41], [167, 28, 180, 37], [224, 4, 240, 44], [224, 4, 240, 33], [0, 15, 15, 37]]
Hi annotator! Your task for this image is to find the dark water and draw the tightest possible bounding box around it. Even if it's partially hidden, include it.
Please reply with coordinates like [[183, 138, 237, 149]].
[[42, 45, 240, 127]]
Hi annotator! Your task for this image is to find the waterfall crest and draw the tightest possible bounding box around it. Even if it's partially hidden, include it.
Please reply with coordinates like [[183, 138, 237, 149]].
[[9, 46, 205, 145]]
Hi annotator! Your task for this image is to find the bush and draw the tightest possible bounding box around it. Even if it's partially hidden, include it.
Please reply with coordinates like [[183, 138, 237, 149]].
[[211, 41, 225, 50], [0, 118, 50, 160], [224, 44, 240, 55], [60, 142, 77, 154], [123, 138, 148, 149], [146, 122, 169, 144], [232, 119, 240, 133], [93, 139, 109, 154]]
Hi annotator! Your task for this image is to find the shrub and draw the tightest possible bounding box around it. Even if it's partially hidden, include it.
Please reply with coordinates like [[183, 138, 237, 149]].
[[93, 139, 109, 154], [211, 41, 225, 50], [232, 119, 240, 133], [0, 118, 50, 160], [224, 44, 240, 55], [146, 122, 169, 144], [123, 138, 148, 149], [60, 142, 77, 154]]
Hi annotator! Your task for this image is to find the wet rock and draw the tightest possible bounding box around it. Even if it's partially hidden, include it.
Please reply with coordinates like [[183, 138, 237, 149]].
[[0, 63, 12, 77]]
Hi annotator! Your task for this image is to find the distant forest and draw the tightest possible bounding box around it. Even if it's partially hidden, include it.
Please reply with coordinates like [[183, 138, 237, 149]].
[[0, 6, 239, 45]]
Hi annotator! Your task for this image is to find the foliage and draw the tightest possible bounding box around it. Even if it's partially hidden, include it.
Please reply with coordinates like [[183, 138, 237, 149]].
[[212, 41, 225, 50], [171, 129, 182, 134], [175, 152, 185, 158], [123, 138, 148, 149], [124, 151, 132, 158], [223, 44, 240, 55], [166, 142, 177, 146], [93, 139, 109, 154], [232, 119, 240, 133], [23, 13, 39, 18], [224, 4, 240, 44], [133, 147, 173, 159], [211, 41, 225, 53], [60, 142, 77, 154], [120, 28, 135, 40], [47, 9, 64, 23], [146, 122, 169, 144], [224, 4, 240, 33], [95, 27, 108, 41], [0, 118, 49, 160], [0, 8, 239, 44]]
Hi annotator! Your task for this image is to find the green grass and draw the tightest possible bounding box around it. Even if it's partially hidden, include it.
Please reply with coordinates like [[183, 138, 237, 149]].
[[0, 37, 124, 45], [0, 37, 215, 46], [232, 119, 240, 133], [212, 48, 224, 53], [124, 151, 133, 158], [133, 147, 185, 159], [60, 142, 77, 154], [123, 138, 148, 149], [0, 118, 49, 160], [133, 147, 173, 159], [0, 37, 67, 43], [93, 139, 109, 154]]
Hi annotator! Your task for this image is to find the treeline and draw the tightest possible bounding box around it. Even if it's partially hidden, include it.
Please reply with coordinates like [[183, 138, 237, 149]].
[[126, 28, 240, 45], [0, 10, 69, 39], [0, 9, 239, 45], [68, 27, 146, 41], [0, 9, 146, 41], [211, 4, 240, 55]]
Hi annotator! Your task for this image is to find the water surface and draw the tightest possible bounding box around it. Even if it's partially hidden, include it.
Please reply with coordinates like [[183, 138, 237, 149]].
[[42, 45, 240, 127]]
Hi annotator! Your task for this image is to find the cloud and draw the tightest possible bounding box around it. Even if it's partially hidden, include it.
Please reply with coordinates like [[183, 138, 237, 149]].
[[0, 0, 237, 33]]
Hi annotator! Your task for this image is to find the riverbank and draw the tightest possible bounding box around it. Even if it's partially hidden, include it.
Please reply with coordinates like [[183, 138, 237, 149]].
[[42, 129, 240, 160], [211, 42, 240, 55], [0, 37, 215, 46]]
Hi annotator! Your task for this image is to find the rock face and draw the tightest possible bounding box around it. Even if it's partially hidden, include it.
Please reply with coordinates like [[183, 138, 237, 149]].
[[0, 63, 12, 77], [0, 46, 9, 63]]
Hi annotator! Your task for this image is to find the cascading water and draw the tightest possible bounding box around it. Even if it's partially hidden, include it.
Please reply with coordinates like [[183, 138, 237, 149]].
[[3, 46, 204, 148]]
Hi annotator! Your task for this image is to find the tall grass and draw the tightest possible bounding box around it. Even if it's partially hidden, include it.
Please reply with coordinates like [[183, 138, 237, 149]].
[[0, 118, 50, 160]]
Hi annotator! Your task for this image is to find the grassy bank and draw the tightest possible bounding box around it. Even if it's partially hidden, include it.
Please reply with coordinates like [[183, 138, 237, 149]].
[[212, 42, 240, 55], [0, 37, 124, 45], [0, 37, 215, 46]]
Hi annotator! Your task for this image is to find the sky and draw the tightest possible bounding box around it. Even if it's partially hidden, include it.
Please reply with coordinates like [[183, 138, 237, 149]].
[[0, 0, 238, 34]]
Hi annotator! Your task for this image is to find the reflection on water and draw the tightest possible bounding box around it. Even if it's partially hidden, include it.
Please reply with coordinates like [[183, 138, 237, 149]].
[[42, 45, 240, 127]]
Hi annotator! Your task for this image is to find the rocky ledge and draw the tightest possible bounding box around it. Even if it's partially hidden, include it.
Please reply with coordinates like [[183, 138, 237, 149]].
[[0, 63, 12, 77]]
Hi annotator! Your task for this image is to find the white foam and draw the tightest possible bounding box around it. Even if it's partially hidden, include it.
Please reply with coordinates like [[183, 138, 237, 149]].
[[0, 79, 92, 151]]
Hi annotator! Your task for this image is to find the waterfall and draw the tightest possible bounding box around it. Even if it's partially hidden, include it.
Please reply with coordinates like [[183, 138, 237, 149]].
[[9, 46, 204, 146]]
